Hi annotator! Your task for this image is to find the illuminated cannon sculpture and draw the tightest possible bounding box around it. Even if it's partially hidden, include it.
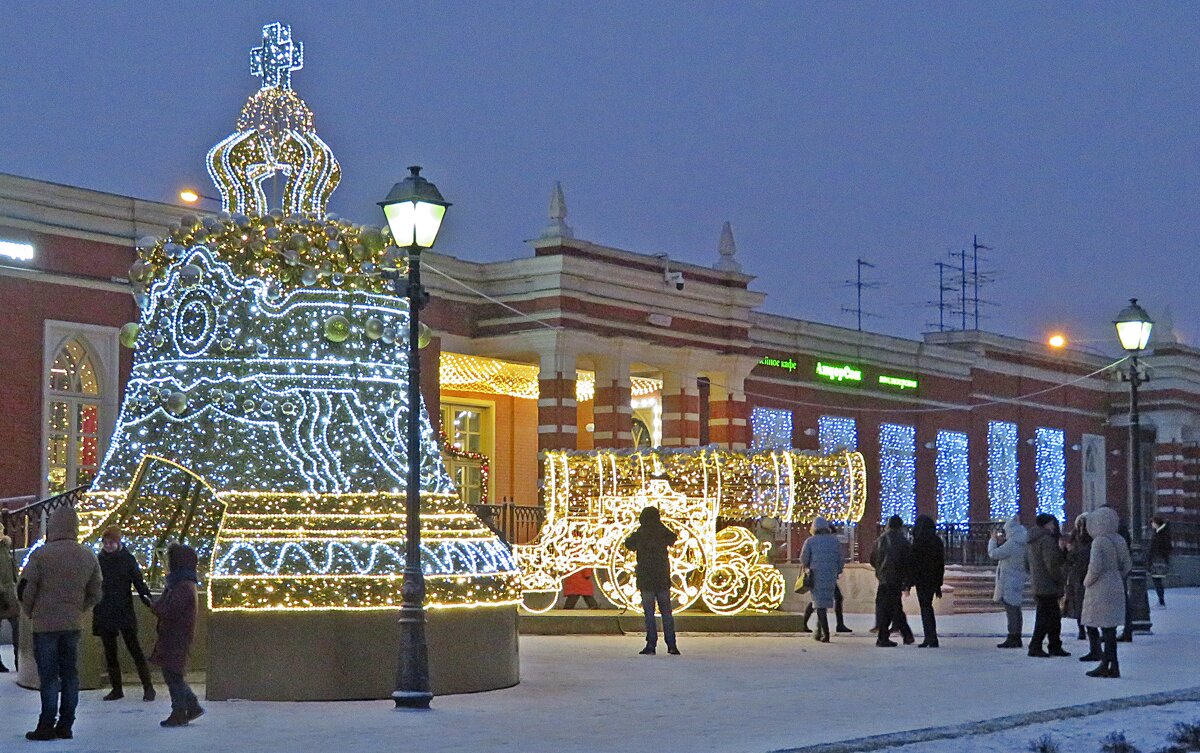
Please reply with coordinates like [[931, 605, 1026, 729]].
[[516, 447, 867, 615], [67, 22, 519, 700]]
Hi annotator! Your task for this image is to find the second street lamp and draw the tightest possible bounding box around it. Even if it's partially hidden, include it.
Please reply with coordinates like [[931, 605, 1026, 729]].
[[1114, 297, 1153, 635], [379, 166, 450, 709]]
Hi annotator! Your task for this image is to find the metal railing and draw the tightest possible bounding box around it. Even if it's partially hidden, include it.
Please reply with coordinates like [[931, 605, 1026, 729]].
[[873, 521, 998, 566], [1, 486, 90, 548], [470, 502, 546, 546]]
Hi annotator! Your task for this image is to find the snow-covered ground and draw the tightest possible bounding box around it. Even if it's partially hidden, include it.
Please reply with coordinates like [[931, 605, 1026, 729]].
[[1, 590, 1197, 753]]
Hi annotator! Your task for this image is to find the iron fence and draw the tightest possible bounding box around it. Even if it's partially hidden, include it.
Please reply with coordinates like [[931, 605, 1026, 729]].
[[1, 486, 89, 549], [470, 502, 546, 546]]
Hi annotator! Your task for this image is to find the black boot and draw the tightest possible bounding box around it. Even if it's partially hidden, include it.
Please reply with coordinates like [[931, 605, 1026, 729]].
[[53, 722, 73, 740], [835, 599, 852, 632], [997, 634, 1022, 649], [26, 722, 57, 741], [800, 603, 813, 633], [814, 609, 830, 643], [0, 659, 8, 672], [136, 659, 156, 702], [160, 710, 190, 728]]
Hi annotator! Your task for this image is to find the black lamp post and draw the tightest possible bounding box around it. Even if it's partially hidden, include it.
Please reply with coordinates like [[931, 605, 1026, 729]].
[[1114, 298, 1153, 634], [379, 166, 450, 709]]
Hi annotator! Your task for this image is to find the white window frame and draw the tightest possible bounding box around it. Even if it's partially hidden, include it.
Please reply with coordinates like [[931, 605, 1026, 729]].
[[41, 321, 119, 498]]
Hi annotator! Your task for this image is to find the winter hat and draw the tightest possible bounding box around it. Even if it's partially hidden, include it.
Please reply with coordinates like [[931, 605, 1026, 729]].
[[887, 515, 904, 530], [638, 506, 662, 526], [810, 516, 830, 534], [1034, 513, 1058, 528], [102, 525, 122, 542]]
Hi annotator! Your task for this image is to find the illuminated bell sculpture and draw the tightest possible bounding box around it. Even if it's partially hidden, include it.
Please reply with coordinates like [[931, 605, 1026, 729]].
[[69, 21, 519, 701]]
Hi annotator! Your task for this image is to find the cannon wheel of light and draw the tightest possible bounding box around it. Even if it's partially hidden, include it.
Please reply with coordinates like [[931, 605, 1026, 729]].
[[520, 589, 561, 614], [596, 522, 707, 613]]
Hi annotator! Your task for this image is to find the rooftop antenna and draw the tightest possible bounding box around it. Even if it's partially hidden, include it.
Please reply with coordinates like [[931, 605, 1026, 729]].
[[928, 261, 956, 332], [971, 234, 994, 329], [840, 258, 880, 331]]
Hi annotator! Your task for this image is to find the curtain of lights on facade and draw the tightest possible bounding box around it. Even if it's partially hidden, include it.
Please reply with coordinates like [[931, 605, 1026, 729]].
[[751, 407, 793, 451], [879, 423, 916, 524], [818, 415, 857, 453], [935, 430, 970, 530], [987, 420, 1019, 520], [1035, 427, 1066, 522]]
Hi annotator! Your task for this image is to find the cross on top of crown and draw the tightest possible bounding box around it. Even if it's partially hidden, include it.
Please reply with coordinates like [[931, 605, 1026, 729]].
[[250, 22, 304, 90]]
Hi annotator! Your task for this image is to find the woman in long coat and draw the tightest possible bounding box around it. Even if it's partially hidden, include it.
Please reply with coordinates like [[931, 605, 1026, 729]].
[[0, 534, 18, 672], [799, 516, 843, 643], [1080, 506, 1132, 678], [988, 515, 1028, 648], [1063, 514, 1091, 643]]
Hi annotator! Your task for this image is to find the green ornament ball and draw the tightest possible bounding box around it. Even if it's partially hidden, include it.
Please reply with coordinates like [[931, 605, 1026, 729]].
[[119, 322, 140, 349], [364, 317, 384, 340], [324, 314, 351, 343], [165, 391, 188, 415], [286, 232, 310, 251]]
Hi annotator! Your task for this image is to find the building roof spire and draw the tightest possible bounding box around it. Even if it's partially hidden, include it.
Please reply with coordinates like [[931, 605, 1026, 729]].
[[714, 220, 742, 272], [540, 181, 574, 239]]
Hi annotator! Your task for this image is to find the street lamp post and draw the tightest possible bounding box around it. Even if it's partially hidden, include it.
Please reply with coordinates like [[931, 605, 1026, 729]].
[[1114, 298, 1154, 635], [379, 166, 450, 709]]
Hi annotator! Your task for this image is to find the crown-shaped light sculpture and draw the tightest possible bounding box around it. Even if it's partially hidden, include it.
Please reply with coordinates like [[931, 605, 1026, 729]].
[[206, 22, 341, 218]]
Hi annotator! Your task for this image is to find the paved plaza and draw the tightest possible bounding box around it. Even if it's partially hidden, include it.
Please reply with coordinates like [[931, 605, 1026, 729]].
[[2, 591, 1197, 753]]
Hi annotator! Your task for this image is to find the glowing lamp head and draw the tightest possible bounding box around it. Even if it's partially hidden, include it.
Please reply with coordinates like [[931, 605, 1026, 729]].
[[378, 166, 450, 249], [1114, 298, 1153, 352], [179, 189, 201, 204], [1047, 334, 1067, 349]]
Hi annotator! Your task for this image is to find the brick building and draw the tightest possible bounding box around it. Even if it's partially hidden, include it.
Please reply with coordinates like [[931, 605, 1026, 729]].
[[3, 172, 1198, 561]]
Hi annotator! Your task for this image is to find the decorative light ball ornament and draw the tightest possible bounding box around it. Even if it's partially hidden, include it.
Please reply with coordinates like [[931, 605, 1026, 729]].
[[417, 322, 433, 349], [323, 314, 351, 342], [119, 323, 140, 349], [364, 317, 385, 340], [1114, 298, 1153, 352], [74, 21, 519, 617]]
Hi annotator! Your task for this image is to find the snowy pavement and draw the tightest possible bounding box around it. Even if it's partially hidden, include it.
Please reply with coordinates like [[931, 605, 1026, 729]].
[[1, 590, 1197, 753]]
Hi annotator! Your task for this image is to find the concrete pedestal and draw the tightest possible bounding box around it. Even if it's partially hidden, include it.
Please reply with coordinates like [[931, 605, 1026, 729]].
[[18, 601, 518, 700]]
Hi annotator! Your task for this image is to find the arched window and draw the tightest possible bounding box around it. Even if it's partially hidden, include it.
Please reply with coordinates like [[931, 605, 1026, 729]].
[[45, 338, 102, 494]]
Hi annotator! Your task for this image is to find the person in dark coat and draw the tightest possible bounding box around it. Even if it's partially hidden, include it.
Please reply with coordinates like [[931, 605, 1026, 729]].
[[1026, 514, 1070, 658], [94, 526, 156, 701], [150, 543, 203, 727], [1064, 514, 1092, 644], [909, 515, 945, 648], [0, 533, 19, 673], [1149, 516, 1172, 607], [870, 515, 914, 647], [623, 506, 679, 656]]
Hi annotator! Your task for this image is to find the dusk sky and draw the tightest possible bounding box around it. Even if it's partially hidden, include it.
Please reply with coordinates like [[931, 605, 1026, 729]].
[[2, 2, 1197, 349]]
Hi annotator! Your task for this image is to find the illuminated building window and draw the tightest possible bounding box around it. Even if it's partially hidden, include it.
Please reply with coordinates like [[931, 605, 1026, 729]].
[[751, 407, 793, 450], [935, 430, 969, 530], [987, 420, 1019, 520], [44, 338, 103, 494], [441, 402, 492, 506], [1035, 427, 1066, 523], [818, 415, 857, 453], [879, 423, 916, 524]]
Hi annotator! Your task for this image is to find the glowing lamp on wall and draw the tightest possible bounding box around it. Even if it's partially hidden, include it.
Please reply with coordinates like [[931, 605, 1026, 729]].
[[0, 240, 34, 262], [379, 166, 451, 249], [1114, 298, 1153, 352]]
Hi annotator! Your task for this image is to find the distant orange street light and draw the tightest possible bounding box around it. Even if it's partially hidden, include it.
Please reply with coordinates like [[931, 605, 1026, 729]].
[[1048, 334, 1067, 348]]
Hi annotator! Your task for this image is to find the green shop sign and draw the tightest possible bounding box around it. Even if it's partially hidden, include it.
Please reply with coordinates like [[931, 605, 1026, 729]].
[[878, 374, 919, 390], [759, 355, 798, 372], [815, 361, 863, 383]]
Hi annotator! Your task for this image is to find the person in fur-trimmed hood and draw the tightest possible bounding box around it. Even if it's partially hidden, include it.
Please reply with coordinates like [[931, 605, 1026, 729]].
[[1081, 506, 1132, 678], [988, 515, 1028, 649]]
